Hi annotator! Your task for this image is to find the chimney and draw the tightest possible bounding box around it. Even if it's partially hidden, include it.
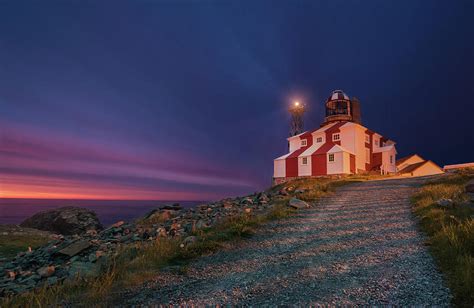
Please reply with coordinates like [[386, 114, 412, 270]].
[[351, 97, 362, 124]]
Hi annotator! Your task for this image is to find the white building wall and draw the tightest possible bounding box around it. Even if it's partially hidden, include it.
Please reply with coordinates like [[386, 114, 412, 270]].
[[340, 124, 356, 154], [342, 152, 351, 174], [381, 148, 397, 173], [298, 156, 312, 176], [288, 137, 301, 153], [274, 159, 286, 178], [353, 125, 367, 172], [327, 152, 344, 174]]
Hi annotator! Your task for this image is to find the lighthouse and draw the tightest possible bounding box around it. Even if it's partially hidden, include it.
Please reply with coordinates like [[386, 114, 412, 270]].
[[273, 89, 398, 183]]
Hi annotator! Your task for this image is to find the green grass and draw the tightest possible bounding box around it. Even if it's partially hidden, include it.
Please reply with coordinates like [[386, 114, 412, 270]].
[[2, 177, 350, 307], [0, 233, 51, 260], [411, 171, 474, 307]]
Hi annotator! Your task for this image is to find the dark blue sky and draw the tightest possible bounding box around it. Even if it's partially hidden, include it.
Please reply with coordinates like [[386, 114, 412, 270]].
[[1, 1, 473, 200]]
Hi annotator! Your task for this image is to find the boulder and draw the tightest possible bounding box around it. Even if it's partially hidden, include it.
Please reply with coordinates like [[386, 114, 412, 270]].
[[288, 198, 310, 209], [20, 206, 103, 235], [37, 266, 55, 278], [465, 179, 474, 193]]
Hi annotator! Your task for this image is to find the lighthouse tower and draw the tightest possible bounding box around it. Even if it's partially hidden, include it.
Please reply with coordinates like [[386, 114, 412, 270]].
[[321, 90, 362, 127], [288, 101, 306, 136]]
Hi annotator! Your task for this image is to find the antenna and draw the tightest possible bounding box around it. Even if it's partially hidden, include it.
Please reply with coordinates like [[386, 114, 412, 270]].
[[288, 101, 305, 136]]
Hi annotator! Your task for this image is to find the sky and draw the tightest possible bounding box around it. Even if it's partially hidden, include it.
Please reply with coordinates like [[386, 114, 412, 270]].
[[1, 1, 473, 201]]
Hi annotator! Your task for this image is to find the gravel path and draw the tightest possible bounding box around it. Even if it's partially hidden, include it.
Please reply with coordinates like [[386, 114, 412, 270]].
[[124, 178, 451, 306]]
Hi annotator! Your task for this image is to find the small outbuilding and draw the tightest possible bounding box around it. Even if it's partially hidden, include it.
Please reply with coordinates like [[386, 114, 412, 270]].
[[396, 154, 444, 177]]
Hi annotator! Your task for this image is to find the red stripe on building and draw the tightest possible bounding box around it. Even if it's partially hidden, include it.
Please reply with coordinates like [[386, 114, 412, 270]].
[[285, 131, 314, 177], [310, 121, 347, 176], [350, 154, 356, 173]]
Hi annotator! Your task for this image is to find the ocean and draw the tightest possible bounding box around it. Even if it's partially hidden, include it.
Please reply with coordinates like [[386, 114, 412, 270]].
[[0, 199, 204, 226]]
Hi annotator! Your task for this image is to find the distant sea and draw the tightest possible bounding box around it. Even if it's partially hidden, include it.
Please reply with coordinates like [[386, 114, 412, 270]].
[[0, 199, 204, 226]]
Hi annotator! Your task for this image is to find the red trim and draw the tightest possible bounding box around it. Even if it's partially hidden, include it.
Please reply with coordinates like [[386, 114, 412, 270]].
[[312, 154, 327, 175], [350, 154, 356, 173]]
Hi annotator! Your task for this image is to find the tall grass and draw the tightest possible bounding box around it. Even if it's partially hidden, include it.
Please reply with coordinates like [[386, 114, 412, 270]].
[[411, 172, 474, 306]]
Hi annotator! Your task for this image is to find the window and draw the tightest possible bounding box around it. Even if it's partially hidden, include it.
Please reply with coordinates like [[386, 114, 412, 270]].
[[316, 137, 322, 143], [365, 134, 370, 144], [328, 153, 335, 162], [332, 134, 340, 141], [302, 157, 308, 165], [366, 148, 371, 164], [390, 155, 393, 164], [374, 139, 379, 146], [301, 139, 307, 147]]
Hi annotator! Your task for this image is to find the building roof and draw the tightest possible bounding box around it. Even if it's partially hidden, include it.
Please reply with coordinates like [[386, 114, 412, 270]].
[[327, 90, 349, 101], [443, 162, 474, 170], [327, 144, 355, 155], [398, 161, 427, 174], [398, 160, 443, 174], [396, 154, 423, 166]]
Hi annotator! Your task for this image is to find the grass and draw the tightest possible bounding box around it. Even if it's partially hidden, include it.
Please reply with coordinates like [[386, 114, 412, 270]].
[[2, 176, 351, 307], [0, 231, 51, 260], [1, 203, 294, 307], [411, 170, 474, 307]]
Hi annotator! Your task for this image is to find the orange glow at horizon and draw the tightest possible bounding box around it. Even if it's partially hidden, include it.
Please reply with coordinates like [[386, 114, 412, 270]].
[[0, 178, 219, 201]]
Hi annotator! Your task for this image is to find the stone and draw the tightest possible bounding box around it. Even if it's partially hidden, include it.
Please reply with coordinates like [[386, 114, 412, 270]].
[[37, 266, 55, 278], [288, 198, 310, 209], [279, 188, 289, 196], [6, 270, 16, 280], [58, 240, 91, 257], [110, 221, 125, 228], [436, 198, 453, 207], [183, 236, 197, 246], [465, 179, 474, 193], [244, 208, 252, 213], [46, 276, 58, 285], [20, 206, 103, 235]]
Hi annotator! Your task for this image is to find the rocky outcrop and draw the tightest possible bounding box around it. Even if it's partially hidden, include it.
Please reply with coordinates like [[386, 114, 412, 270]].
[[0, 185, 304, 297], [20, 207, 103, 236]]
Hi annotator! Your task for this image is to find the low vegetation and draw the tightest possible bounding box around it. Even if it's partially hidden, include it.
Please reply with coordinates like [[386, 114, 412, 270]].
[[4, 175, 353, 307], [411, 169, 474, 306], [0, 227, 51, 260]]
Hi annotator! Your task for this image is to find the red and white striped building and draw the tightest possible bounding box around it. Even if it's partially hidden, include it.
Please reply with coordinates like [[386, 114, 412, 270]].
[[274, 90, 397, 183]]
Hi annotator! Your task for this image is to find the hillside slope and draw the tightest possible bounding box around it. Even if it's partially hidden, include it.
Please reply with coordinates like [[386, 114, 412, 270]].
[[122, 177, 451, 306]]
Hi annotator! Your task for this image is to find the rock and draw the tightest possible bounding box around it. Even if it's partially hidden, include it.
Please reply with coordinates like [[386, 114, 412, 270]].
[[46, 276, 58, 285], [160, 203, 183, 210], [37, 266, 55, 278], [288, 198, 310, 209], [244, 208, 252, 214], [58, 240, 91, 257], [183, 236, 197, 247], [20, 206, 103, 235], [111, 221, 125, 228], [279, 188, 289, 196], [436, 198, 453, 207], [465, 179, 474, 193], [6, 270, 16, 280]]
